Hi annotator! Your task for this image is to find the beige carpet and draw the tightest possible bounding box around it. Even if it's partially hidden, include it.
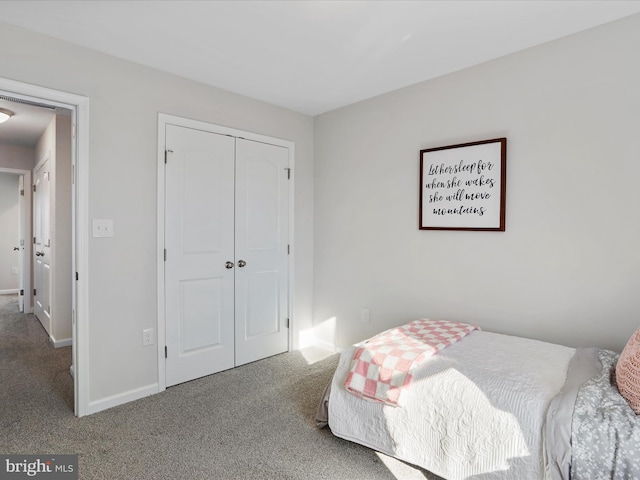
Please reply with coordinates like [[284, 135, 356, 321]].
[[0, 294, 441, 480]]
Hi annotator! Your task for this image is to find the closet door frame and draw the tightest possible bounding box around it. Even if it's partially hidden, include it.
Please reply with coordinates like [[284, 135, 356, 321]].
[[156, 113, 295, 392]]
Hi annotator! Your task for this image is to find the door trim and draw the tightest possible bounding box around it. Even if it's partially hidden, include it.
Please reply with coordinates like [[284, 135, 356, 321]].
[[157, 113, 295, 392], [0, 77, 90, 417], [0, 167, 32, 314]]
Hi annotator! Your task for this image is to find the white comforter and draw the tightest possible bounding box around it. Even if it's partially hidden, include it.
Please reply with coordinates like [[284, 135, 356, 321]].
[[328, 330, 575, 480]]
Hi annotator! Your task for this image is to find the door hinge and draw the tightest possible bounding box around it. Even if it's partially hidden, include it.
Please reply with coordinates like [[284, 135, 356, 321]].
[[33, 237, 36, 244], [164, 249, 167, 261], [165, 346, 168, 359], [165, 149, 173, 164], [76, 272, 79, 281], [19, 289, 24, 296], [33, 184, 36, 193], [288, 244, 290, 255], [20, 189, 24, 196], [285, 167, 291, 179], [33, 289, 36, 296], [286, 318, 290, 328]]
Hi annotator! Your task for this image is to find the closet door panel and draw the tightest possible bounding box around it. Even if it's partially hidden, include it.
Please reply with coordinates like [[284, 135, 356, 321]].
[[165, 125, 235, 387], [234, 138, 289, 366]]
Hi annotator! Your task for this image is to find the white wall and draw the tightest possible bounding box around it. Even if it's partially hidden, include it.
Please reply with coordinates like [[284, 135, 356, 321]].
[[314, 14, 640, 353], [0, 22, 314, 411], [0, 173, 20, 292], [0, 144, 34, 170]]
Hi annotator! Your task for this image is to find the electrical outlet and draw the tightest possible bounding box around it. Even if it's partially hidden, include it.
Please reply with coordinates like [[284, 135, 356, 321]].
[[142, 328, 154, 346]]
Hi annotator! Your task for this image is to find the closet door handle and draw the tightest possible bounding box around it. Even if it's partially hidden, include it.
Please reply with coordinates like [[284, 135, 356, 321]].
[[237, 260, 246, 268], [225, 261, 234, 269]]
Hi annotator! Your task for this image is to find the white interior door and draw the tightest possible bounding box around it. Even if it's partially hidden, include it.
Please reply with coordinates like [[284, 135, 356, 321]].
[[165, 125, 236, 387], [234, 139, 289, 366], [33, 158, 51, 334], [17, 175, 25, 312]]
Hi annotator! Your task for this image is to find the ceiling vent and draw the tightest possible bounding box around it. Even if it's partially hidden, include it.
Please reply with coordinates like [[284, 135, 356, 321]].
[[0, 94, 59, 111]]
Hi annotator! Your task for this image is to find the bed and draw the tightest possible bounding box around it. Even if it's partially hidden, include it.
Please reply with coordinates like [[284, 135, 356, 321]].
[[316, 320, 640, 480]]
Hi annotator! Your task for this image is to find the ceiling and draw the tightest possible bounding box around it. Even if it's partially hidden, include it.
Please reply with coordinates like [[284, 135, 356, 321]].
[[0, 0, 639, 145], [0, 98, 59, 147]]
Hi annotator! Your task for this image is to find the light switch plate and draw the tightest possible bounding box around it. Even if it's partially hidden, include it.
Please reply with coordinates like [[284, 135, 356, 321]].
[[92, 219, 114, 237], [142, 328, 154, 346]]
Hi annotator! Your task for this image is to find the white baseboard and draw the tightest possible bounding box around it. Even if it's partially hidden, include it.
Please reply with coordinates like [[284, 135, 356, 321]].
[[299, 334, 341, 353], [87, 383, 160, 415], [50, 335, 72, 348], [0, 289, 19, 295], [309, 337, 338, 353], [298, 326, 337, 353]]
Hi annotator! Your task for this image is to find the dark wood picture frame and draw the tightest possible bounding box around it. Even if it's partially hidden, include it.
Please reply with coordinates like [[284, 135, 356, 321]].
[[419, 138, 506, 231]]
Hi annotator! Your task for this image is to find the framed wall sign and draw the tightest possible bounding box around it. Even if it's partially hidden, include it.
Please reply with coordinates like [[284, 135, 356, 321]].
[[419, 137, 506, 231]]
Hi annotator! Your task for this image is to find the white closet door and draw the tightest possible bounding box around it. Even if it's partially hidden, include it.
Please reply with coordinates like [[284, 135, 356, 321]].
[[234, 138, 289, 366], [33, 158, 51, 333], [165, 125, 235, 387]]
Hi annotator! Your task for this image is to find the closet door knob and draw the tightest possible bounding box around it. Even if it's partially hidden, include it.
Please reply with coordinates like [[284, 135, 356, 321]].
[[225, 261, 234, 269], [238, 260, 246, 268]]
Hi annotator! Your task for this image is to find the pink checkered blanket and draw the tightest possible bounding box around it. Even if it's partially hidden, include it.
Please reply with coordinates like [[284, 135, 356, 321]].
[[344, 319, 479, 406]]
